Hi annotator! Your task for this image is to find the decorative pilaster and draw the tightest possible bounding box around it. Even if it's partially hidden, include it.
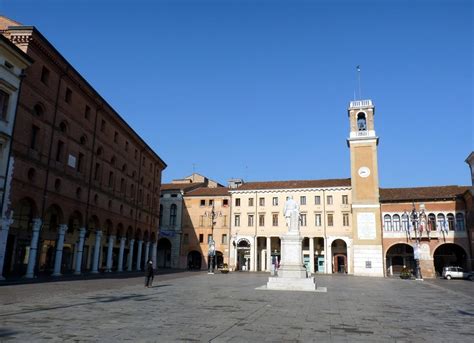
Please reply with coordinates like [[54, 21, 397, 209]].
[[117, 237, 126, 272], [52, 224, 68, 276], [127, 239, 135, 271], [25, 218, 42, 278], [91, 230, 102, 274], [0, 213, 14, 280], [136, 240, 143, 271], [105, 235, 115, 272], [74, 228, 86, 275]]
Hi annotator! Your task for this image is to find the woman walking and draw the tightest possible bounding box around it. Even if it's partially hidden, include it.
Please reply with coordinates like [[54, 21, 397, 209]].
[[145, 260, 154, 288]]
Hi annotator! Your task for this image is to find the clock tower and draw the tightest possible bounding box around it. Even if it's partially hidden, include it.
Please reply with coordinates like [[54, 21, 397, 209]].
[[347, 99, 383, 276]]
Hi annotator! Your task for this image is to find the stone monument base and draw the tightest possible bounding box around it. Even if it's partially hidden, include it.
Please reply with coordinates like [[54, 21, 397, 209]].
[[266, 275, 317, 291]]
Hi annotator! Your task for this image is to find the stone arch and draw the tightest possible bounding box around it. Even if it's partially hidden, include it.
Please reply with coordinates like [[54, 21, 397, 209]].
[[433, 243, 468, 275], [39, 204, 65, 273], [88, 215, 100, 230], [385, 243, 414, 276], [67, 210, 83, 233], [12, 197, 39, 230], [331, 239, 348, 273], [157, 238, 172, 268], [33, 102, 45, 117], [126, 226, 134, 240]]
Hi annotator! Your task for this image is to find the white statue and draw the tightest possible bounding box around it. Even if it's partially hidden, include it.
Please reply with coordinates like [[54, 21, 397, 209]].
[[283, 196, 300, 232]]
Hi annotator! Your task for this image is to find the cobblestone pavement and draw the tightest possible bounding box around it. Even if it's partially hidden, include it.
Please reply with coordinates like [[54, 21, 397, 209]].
[[0, 272, 473, 342]]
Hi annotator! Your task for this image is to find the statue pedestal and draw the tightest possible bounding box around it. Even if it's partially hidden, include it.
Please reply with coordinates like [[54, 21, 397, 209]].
[[266, 232, 317, 292]]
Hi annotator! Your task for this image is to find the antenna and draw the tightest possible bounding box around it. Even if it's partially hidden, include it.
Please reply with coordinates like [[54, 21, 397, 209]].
[[356, 65, 362, 99]]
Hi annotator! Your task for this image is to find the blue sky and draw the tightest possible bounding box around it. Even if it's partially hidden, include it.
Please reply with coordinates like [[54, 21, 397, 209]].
[[1, 0, 472, 187]]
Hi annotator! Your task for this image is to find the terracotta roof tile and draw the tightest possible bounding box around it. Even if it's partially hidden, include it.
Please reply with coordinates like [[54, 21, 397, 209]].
[[379, 186, 470, 202], [160, 183, 205, 192], [232, 178, 351, 191]]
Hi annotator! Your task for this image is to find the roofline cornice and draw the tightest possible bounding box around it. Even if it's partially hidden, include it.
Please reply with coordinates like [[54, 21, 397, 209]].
[[230, 186, 352, 194]]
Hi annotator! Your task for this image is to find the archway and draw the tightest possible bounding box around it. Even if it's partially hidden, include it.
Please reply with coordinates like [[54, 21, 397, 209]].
[[237, 239, 251, 271], [331, 239, 347, 273], [39, 204, 64, 274], [157, 238, 171, 268], [187, 250, 202, 270], [386, 243, 414, 276], [433, 244, 468, 276], [216, 251, 224, 268]]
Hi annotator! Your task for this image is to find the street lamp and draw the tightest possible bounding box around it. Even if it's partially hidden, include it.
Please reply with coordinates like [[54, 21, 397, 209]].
[[204, 203, 221, 274], [405, 203, 424, 280]]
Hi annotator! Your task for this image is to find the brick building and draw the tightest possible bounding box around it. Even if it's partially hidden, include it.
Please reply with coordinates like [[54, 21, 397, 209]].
[[0, 16, 166, 278]]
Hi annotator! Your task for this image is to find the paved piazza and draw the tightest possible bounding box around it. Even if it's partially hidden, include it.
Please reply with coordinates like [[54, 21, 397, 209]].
[[0, 272, 473, 342]]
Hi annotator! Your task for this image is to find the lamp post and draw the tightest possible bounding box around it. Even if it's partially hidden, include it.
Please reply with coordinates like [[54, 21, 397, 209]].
[[204, 203, 221, 274], [407, 203, 423, 281]]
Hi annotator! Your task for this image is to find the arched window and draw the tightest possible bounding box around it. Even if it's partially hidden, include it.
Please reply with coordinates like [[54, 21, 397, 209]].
[[392, 214, 401, 231], [159, 205, 163, 228], [170, 204, 177, 227], [428, 213, 436, 231], [110, 155, 116, 167], [96, 147, 103, 156], [402, 213, 409, 231], [357, 112, 367, 131], [437, 214, 446, 231], [79, 135, 87, 145], [34, 103, 44, 117], [384, 214, 392, 231], [59, 121, 68, 133], [447, 213, 455, 231], [455, 213, 465, 231]]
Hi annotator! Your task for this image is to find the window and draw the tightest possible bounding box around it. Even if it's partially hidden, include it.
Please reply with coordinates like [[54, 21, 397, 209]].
[[183, 234, 189, 244], [327, 213, 334, 226], [437, 214, 446, 231], [235, 198, 240, 207], [300, 214, 307, 226], [357, 112, 367, 131], [272, 213, 278, 226], [125, 141, 129, 151], [30, 125, 39, 150], [84, 105, 91, 119], [384, 214, 392, 231], [34, 104, 44, 117], [456, 213, 465, 231], [27, 168, 36, 182], [342, 195, 348, 205], [55, 140, 64, 162], [142, 157, 145, 166], [315, 213, 321, 226], [208, 234, 213, 243], [100, 119, 106, 132], [327, 195, 333, 205], [59, 121, 67, 133], [223, 199, 229, 207], [447, 213, 455, 231], [248, 198, 254, 207], [134, 149, 138, 159], [114, 131, 118, 143], [428, 213, 436, 231], [234, 215, 240, 227], [108, 171, 114, 187], [209, 199, 214, 206], [76, 187, 81, 199], [272, 197, 278, 206], [54, 178, 61, 191], [170, 204, 177, 226], [315, 196, 321, 205], [248, 214, 254, 226], [77, 153, 84, 172], [402, 213, 410, 231], [223, 215, 227, 226], [221, 234, 227, 244], [4, 60, 13, 69], [80, 135, 87, 145], [300, 196, 306, 205], [259, 214, 265, 226], [65, 88, 72, 103], [40, 66, 50, 84], [0, 90, 9, 120], [259, 197, 265, 206], [343, 213, 349, 227], [199, 234, 204, 243], [200, 199, 206, 207], [94, 163, 100, 181], [392, 214, 400, 231], [120, 178, 125, 192]]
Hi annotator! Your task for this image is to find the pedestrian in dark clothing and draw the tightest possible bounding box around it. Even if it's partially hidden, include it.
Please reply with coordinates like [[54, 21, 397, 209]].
[[145, 260, 154, 288]]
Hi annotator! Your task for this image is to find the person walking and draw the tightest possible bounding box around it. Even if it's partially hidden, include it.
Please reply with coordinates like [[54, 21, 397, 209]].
[[145, 259, 154, 288]]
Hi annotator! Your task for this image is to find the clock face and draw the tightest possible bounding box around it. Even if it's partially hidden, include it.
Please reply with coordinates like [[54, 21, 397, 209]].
[[358, 166, 371, 178]]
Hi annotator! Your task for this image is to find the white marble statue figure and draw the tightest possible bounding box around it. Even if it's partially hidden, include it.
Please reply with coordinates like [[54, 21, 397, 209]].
[[283, 196, 300, 232]]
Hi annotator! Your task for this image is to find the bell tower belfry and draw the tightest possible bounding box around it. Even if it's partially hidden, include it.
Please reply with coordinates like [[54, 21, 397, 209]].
[[347, 99, 383, 277]]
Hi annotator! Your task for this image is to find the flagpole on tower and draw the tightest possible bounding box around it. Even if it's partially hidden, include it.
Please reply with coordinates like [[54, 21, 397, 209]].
[[356, 65, 361, 100]]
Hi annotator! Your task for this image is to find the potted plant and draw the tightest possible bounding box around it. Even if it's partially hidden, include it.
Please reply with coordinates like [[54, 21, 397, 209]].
[[220, 263, 229, 274], [400, 266, 412, 279]]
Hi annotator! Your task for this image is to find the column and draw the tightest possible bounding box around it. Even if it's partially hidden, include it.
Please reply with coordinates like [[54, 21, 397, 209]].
[[151, 240, 157, 267], [249, 236, 255, 272], [0, 215, 14, 280], [52, 224, 68, 276], [117, 237, 126, 272], [91, 230, 102, 273], [25, 218, 42, 278], [127, 239, 135, 271], [266, 236, 271, 272], [136, 240, 143, 271], [309, 237, 315, 274], [144, 241, 150, 265], [326, 238, 332, 274], [105, 235, 115, 272], [74, 228, 86, 275]]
